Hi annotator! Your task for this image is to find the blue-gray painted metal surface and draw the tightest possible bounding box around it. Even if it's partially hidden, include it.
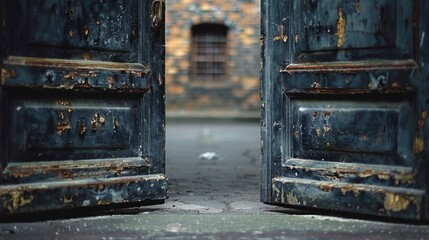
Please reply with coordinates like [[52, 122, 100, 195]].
[[261, 0, 429, 220], [0, 0, 167, 215]]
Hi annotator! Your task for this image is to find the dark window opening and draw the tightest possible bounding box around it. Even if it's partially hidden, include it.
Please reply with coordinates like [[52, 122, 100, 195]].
[[191, 23, 228, 81]]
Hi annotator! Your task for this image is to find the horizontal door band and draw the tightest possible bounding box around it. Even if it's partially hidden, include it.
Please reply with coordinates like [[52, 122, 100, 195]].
[[0, 174, 167, 215], [281, 59, 417, 74], [3, 56, 149, 73], [284, 158, 414, 186]]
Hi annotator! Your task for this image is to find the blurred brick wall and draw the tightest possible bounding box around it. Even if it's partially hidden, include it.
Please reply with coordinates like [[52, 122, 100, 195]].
[[166, 0, 260, 116]]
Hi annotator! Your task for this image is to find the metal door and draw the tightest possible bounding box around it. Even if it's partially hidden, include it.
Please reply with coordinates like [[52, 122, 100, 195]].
[[0, 0, 167, 214], [261, 0, 429, 220]]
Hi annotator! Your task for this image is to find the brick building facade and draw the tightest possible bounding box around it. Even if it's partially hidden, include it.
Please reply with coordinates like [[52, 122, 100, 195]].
[[166, 0, 260, 117]]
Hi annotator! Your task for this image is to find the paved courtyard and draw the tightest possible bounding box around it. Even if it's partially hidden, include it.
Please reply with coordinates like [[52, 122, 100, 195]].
[[1, 120, 429, 239]]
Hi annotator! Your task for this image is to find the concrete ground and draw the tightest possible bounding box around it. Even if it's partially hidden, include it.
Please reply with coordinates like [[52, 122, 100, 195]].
[[1, 120, 429, 239]]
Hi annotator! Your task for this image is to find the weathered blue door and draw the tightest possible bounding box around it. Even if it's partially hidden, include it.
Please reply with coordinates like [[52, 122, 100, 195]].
[[0, 0, 167, 214], [261, 0, 429, 220]]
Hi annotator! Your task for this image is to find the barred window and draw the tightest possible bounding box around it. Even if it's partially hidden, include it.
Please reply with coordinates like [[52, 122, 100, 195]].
[[191, 24, 228, 81]]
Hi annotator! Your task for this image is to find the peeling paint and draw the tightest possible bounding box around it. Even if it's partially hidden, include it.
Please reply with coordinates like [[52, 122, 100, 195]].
[[414, 137, 425, 155], [273, 25, 288, 43], [384, 193, 411, 212], [56, 121, 71, 135], [4, 56, 149, 76], [335, 7, 346, 48], [63, 71, 97, 80], [1, 68, 16, 85], [319, 182, 334, 192], [113, 117, 119, 130], [79, 120, 87, 135], [63, 196, 73, 204], [286, 192, 300, 205], [107, 76, 114, 89], [1, 190, 34, 212]]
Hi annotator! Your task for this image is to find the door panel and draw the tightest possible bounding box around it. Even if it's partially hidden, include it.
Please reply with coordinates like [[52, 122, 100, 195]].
[[0, 0, 167, 214], [29, 0, 135, 51], [261, 0, 428, 220]]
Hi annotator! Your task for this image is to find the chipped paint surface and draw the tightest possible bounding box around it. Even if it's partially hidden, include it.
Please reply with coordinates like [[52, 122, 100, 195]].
[[1, 0, 166, 215], [0, 175, 167, 214], [4, 56, 149, 74], [414, 137, 425, 155], [273, 25, 288, 43], [263, 0, 426, 221], [282, 60, 417, 74], [1, 68, 16, 85], [273, 177, 424, 219], [335, 7, 346, 48], [286, 192, 300, 205], [384, 193, 411, 212], [1, 190, 34, 212]]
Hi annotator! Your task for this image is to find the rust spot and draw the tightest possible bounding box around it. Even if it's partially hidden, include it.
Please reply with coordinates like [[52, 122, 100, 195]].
[[99, 116, 106, 124], [63, 71, 97, 80], [82, 26, 89, 39], [286, 192, 300, 205], [97, 200, 110, 205], [113, 117, 119, 130], [282, 34, 289, 43], [323, 111, 331, 117], [63, 196, 73, 204], [315, 128, 321, 137], [61, 170, 73, 179], [129, 71, 145, 78], [82, 52, 92, 60], [323, 124, 331, 134], [59, 111, 65, 120], [56, 101, 71, 106], [319, 182, 334, 192], [1, 68, 16, 85], [312, 112, 318, 118], [422, 111, 428, 120], [90, 112, 106, 131], [79, 121, 87, 135], [384, 193, 411, 212], [107, 76, 114, 89], [1, 190, 34, 212], [335, 7, 346, 48], [414, 137, 425, 155], [91, 113, 100, 131], [56, 121, 71, 135], [273, 25, 288, 42]]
